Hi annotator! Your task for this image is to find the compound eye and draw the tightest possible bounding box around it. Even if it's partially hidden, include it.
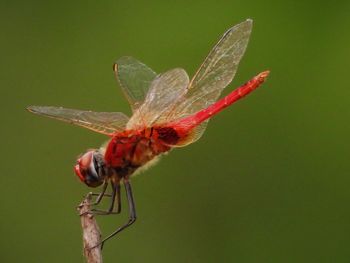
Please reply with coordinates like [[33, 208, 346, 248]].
[[74, 151, 103, 187]]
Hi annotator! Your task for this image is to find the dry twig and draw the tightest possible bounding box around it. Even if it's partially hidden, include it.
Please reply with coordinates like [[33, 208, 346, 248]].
[[77, 193, 103, 263]]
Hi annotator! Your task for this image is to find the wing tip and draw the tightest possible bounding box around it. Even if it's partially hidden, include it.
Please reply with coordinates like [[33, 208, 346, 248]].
[[26, 105, 37, 113], [242, 18, 253, 30], [26, 105, 60, 115], [114, 56, 136, 67], [226, 19, 253, 35]]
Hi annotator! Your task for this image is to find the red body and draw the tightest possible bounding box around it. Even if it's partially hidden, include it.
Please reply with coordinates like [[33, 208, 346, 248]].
[[171, 71, 269, 133], [104, 71, 269, 178], [104, 128, 171, 171]]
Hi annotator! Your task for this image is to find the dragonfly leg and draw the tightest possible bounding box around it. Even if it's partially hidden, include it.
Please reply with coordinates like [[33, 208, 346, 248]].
[[90, 183, 122, 215], [79, 181, 109, 216], [90, 193, 112, 197], [90, 179, 136, 250], [92, 180, 109, 205], [81, 182, 121, 216]]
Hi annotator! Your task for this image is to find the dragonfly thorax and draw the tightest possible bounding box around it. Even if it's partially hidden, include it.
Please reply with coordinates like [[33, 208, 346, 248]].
[[104, 128, 173, 175]]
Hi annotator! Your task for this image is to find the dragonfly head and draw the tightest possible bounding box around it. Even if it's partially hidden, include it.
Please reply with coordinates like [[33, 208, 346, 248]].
[[74, 150, 106, 187]]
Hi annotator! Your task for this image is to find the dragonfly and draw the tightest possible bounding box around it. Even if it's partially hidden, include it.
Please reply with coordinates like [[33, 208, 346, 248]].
[[27, 19, 269, 248]]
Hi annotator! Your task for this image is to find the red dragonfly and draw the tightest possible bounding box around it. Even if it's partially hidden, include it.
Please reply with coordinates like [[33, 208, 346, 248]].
[[28, 19, 269, 248]]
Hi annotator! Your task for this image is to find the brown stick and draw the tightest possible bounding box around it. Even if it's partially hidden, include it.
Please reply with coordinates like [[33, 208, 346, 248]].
[[77, 193, 103, 263]]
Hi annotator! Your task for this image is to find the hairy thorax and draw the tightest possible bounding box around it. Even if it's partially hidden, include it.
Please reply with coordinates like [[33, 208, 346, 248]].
[[103, 127, 180, 179]]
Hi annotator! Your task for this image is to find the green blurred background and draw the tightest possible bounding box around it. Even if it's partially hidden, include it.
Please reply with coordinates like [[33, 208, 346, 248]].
[[2, 0, 350, 262]]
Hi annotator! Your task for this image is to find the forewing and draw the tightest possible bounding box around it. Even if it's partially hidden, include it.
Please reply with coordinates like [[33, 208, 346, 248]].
[[170, 19, 252, 121], [126, 68, 189, 129], [114, 56, 157, 112], [160, 20, 253, 147], [27, 106, 129, 136]]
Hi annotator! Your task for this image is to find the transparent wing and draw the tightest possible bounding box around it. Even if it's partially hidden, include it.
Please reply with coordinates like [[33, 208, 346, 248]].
[[170, 19, 252, 120], [165, 19, 253, 146], [126, 68, 189, 130], [114, 56, 157, 112], [27, 106, 129, 136]]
